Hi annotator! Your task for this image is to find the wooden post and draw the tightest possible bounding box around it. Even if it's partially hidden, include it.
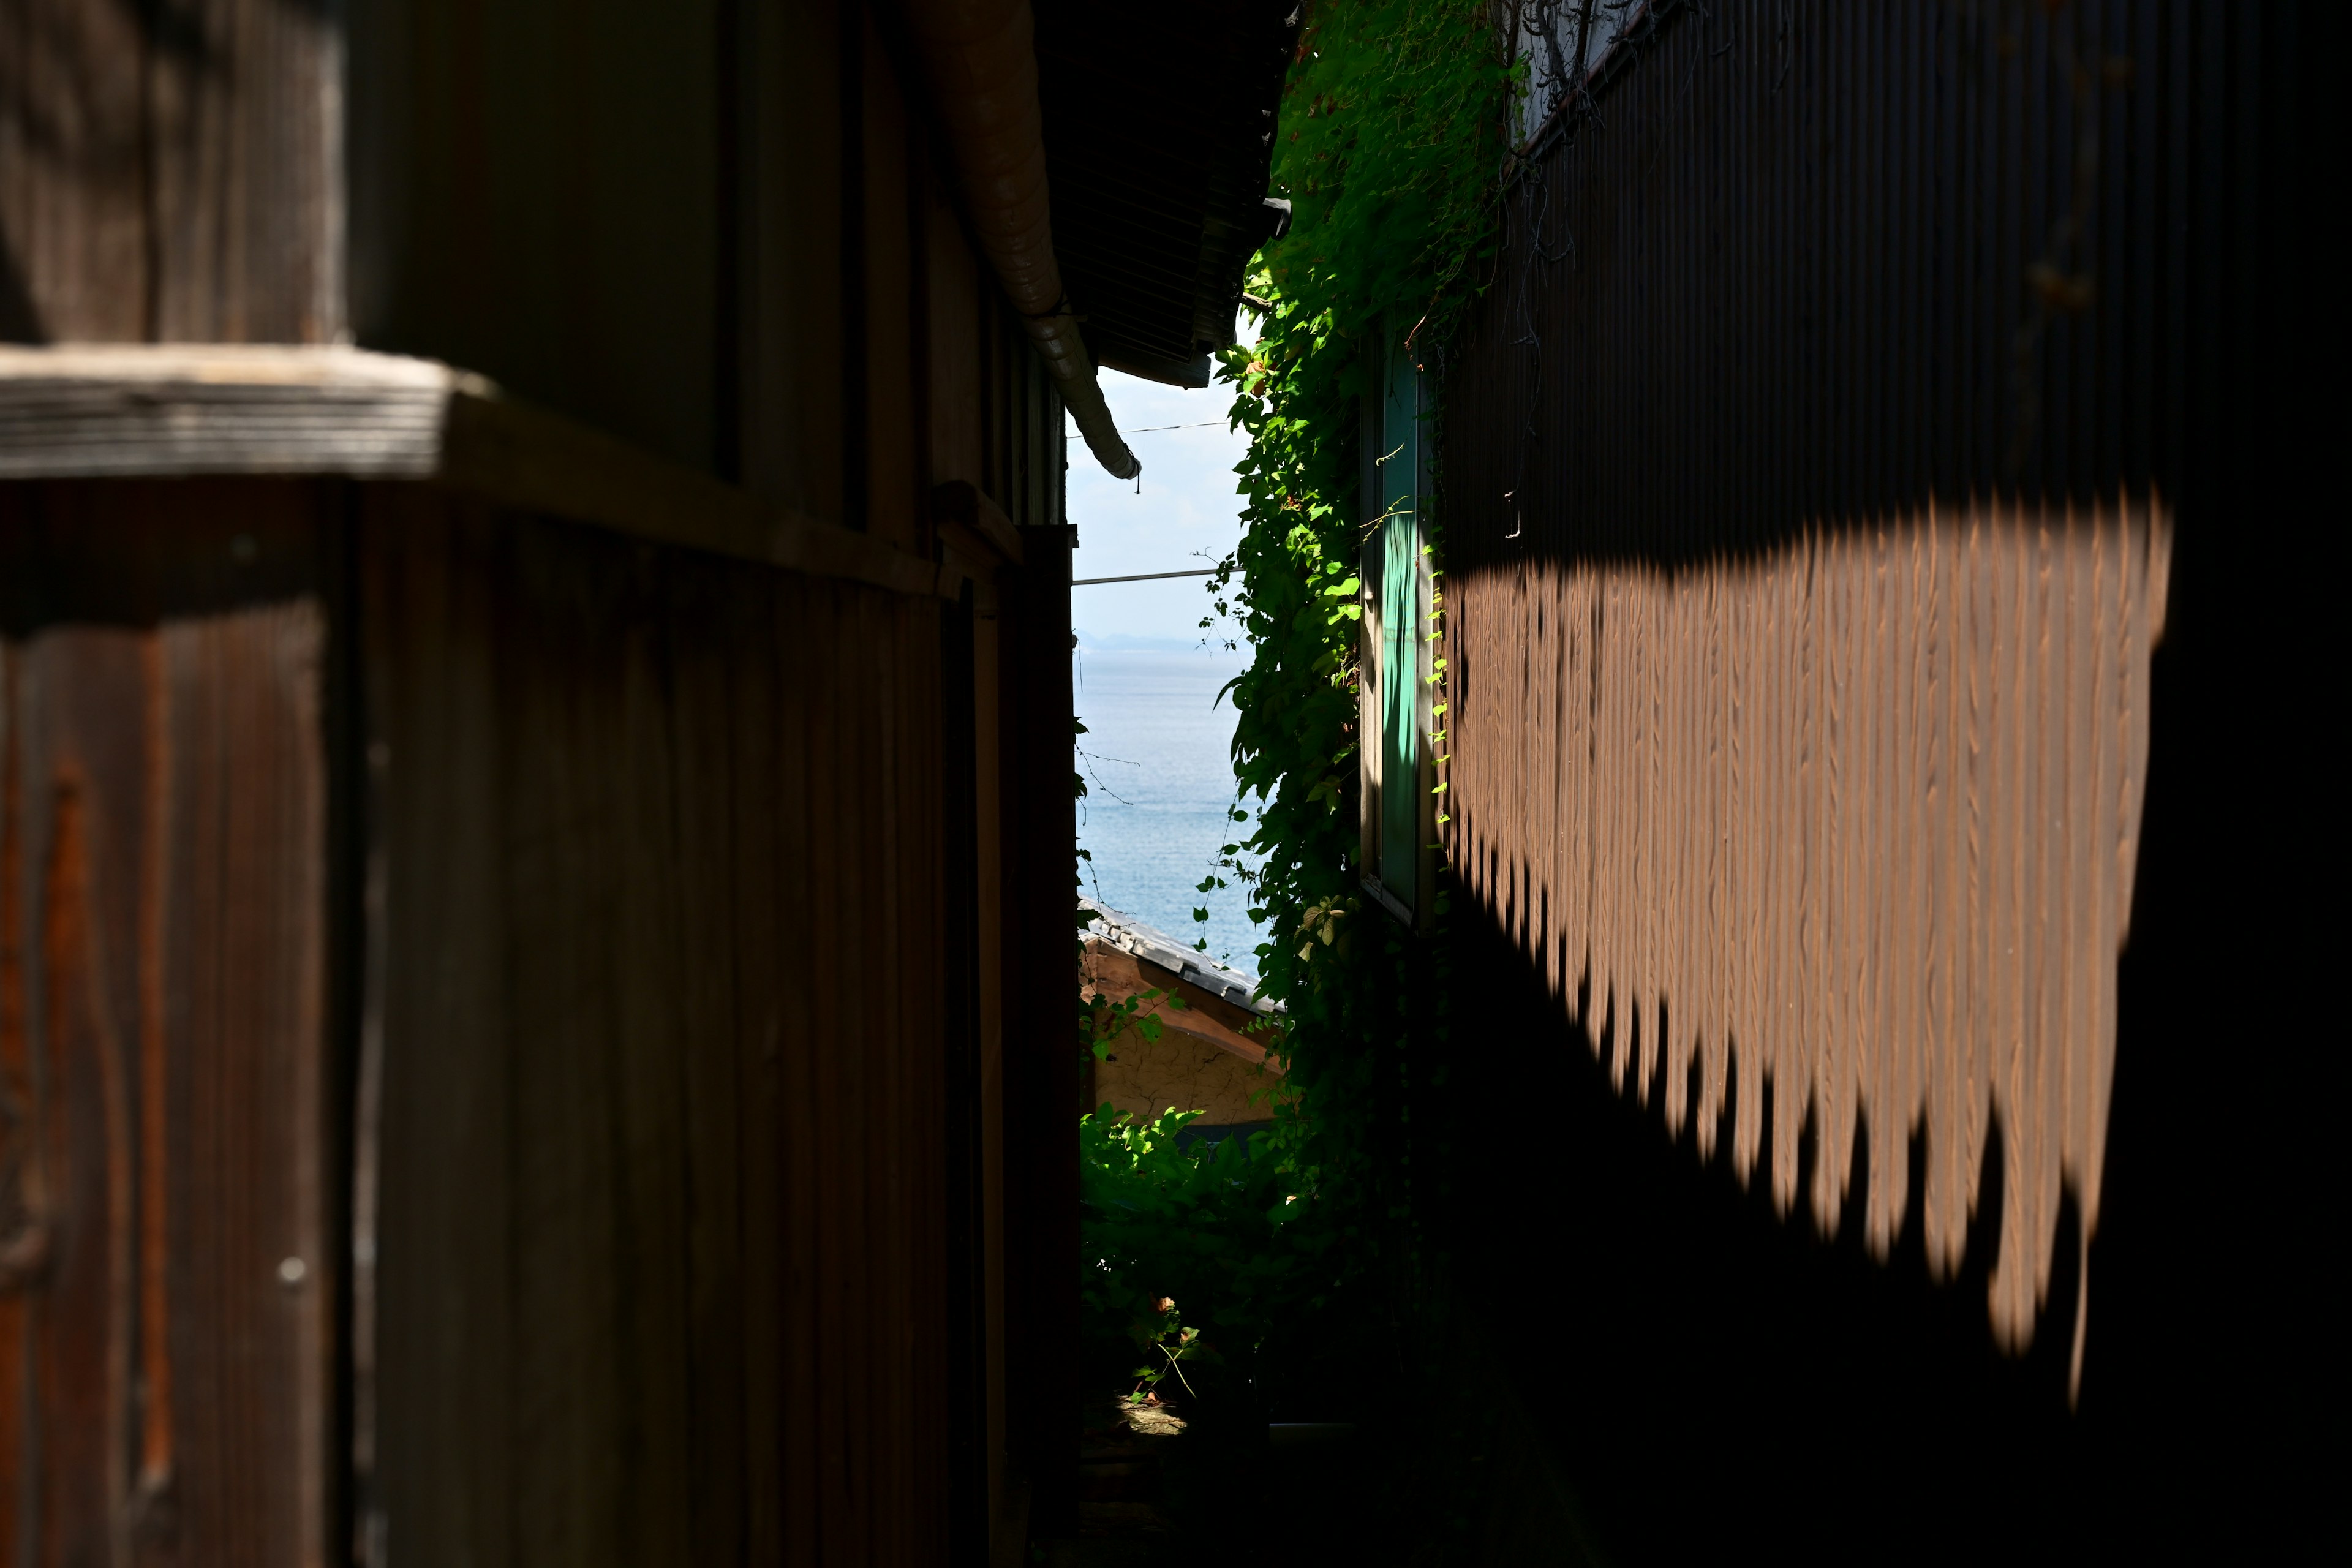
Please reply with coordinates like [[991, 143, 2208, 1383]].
[[1002, 518, 1077, 1541]]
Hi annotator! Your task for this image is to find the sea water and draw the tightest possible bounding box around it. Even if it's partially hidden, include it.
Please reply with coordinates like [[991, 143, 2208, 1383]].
[[1064, 354, 1261, 979], [1072, 636, 1263, 974]]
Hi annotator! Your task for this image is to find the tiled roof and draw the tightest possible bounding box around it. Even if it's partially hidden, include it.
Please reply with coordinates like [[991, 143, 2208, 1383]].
[[1079, 898, 1280, 1018]]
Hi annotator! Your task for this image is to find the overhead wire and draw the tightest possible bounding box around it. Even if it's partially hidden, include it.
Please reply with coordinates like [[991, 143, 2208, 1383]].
[[1062, 420, 1232, 439]]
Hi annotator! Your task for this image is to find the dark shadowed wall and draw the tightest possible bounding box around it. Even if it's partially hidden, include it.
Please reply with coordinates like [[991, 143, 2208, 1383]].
[[0, 0, 1084, 1561], [1433, 1, 2341, 1558]]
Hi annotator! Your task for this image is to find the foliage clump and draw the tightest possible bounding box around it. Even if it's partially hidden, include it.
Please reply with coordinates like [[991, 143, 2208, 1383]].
[[1072, 2, 1518, 1458], [1201, 0, 1514, 1272], [1077, 1101, 1330, 1408], [1213, 0, 1512, 993]]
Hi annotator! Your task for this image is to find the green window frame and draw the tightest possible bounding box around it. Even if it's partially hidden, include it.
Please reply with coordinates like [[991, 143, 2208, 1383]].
[[1360, 325, 1434, 929]]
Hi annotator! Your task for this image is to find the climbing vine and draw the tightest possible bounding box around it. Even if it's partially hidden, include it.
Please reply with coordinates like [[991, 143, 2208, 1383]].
[[1071, 0, 1521, 1489], [1197, 0, 1515, 1224]]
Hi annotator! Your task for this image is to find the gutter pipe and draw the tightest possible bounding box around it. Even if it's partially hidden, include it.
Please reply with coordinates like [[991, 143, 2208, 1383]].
[[904, 0, 1142, 481]]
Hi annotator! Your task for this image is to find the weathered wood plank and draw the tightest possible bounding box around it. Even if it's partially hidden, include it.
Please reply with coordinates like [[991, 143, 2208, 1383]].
[[0, 0, 338, 345], [0, 480, 328, 1568], [861, 20, 922, 557], [0, 347, 970, 602], [666, 560, 747, 1568], [801, 578, 851, 1547], [18, 624, 146, 1568], [728, 574, 785, 1568], [146, 0, 343, 344], [933, 480, 1025, 567], [343, 0, 720, 472], [1003, 521, 1077, 1535], [927, 190, 986, 494], [499, 521, 663, 1568], [159, 595, 332, 1567], [766, 571, 820, 1562], [362, 486, 513, 1567], [605, 538, 693, 1567], [357, 495, 960, 1564], [0, 349, 450, 478], [0, 620, 23, 1567], [0, 0, 151, 341], [740, 0, 846, 520]]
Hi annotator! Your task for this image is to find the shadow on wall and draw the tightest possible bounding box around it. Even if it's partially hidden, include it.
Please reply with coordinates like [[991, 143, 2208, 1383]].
[[1446, 895, 2097, 1564], [1419, 4, 2341, 1555], [1442, 510, 2169, 1396], [1, 227, 40, 342]]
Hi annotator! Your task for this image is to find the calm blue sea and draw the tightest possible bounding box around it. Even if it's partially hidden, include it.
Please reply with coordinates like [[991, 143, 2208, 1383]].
[[1072, 643, 1264, 973]]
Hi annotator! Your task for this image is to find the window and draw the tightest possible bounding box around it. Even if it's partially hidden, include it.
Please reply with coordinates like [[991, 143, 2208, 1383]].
[[1360, 325, 1434, 928]]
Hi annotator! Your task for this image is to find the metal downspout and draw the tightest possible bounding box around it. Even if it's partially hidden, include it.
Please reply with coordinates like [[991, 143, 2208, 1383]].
[[904, 0, 1141, 481]]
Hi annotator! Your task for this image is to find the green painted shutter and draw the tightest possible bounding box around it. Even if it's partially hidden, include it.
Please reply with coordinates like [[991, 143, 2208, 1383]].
[[1378, 336, 1421, 900]]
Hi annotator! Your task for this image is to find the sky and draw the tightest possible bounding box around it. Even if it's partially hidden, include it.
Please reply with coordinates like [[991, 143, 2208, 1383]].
[[1065, 345, 1255, 649], [1066, 339, 1267, 969], [1072, 644, 1259, 968]]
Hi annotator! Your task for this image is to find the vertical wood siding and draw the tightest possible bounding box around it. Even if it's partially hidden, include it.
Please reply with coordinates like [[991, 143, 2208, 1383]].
[[1440, 0, 2228, 1373], [0, 0, 343, 344], [0, 481, 331, 1568], [1, 0, 1080, 1554], [358, 492, 950, 1567]]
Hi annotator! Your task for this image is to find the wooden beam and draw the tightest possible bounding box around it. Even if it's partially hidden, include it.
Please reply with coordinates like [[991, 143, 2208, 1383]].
[[930, 479, 1024, 565], [0, 345, 964, 601]]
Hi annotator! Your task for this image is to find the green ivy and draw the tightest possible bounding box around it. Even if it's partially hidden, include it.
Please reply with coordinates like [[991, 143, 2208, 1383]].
[[1199, 0, 1513, 1242], [1072, 0, 1516, 1461], [1077, 1098, 1327, 1406]]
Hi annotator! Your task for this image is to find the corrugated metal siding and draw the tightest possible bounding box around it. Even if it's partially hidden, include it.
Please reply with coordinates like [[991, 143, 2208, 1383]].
[[1439, 0, 2231, 1366]]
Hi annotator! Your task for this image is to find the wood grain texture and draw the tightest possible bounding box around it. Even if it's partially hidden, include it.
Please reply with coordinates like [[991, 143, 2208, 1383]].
[[927, 193, 987, 497], [0, 346, 973, 602], [0, 0, 148, 341], [1000, 519, 1076, 1536], [0, 311, 1072, 1568], [861, 24, 923, 557], [0, 479, 330, 1568], [343, 0, 720, 473], [361, 492, 952, 1566], [0, 0, 341, 344], [0, 347, 453, 480], [1446, 503, 2169, 1384]]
